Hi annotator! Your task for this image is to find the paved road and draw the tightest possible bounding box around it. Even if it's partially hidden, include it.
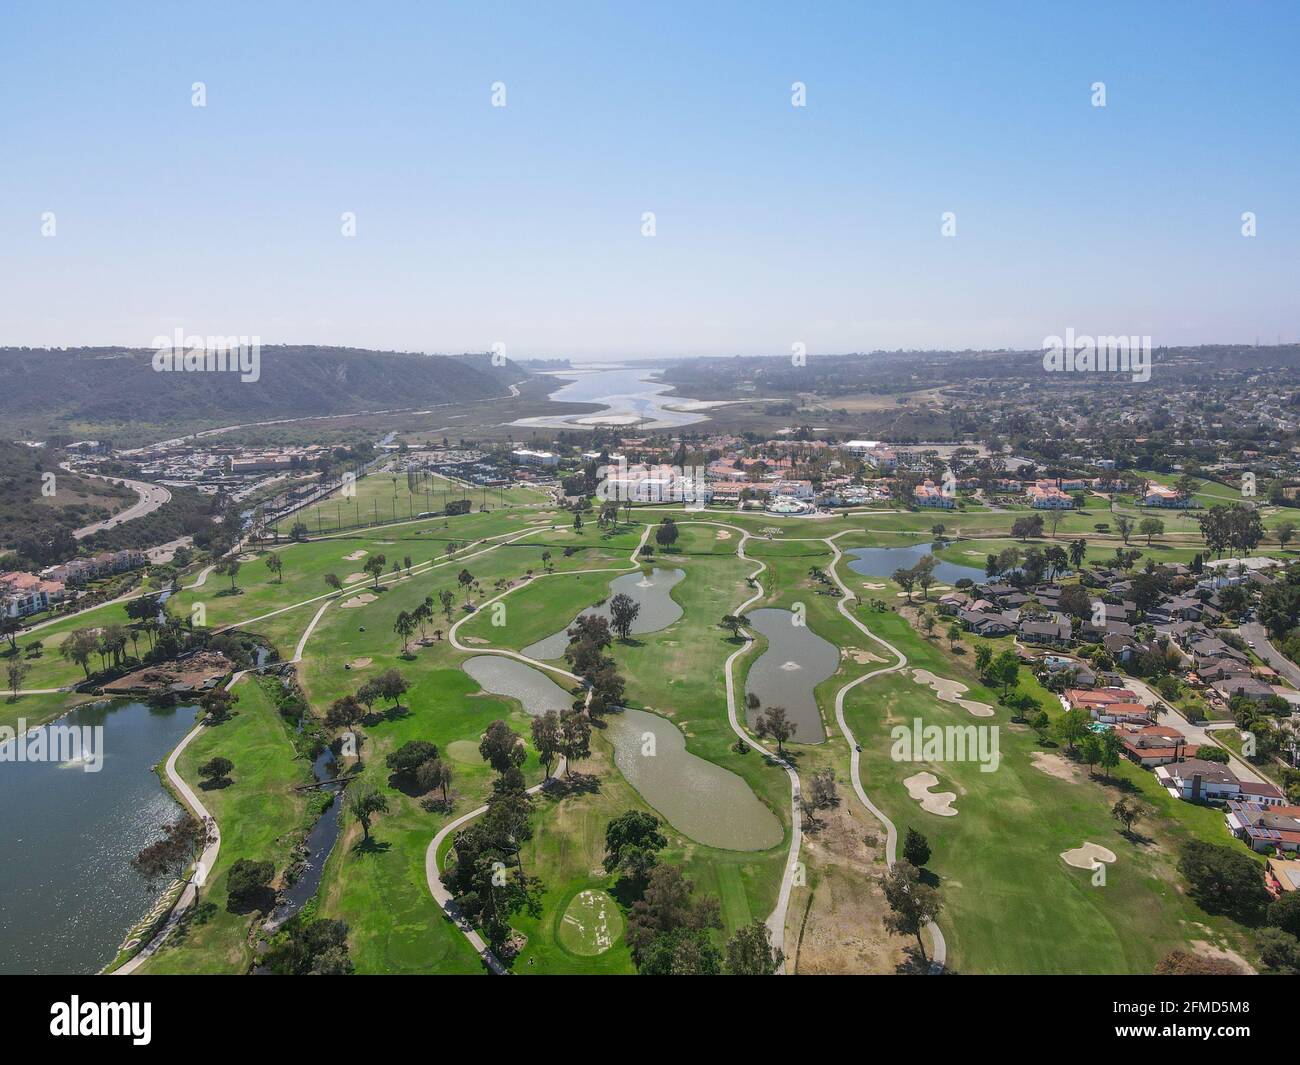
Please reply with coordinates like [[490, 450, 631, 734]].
[[1240, 622, 1300, 689], [1124, 676, 1269, 786], [64, 465, 171, 540]]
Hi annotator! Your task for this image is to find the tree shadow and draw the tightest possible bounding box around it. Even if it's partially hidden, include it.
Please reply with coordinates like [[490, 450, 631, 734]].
[[226, 886, 277, 916], [198, 778, 233, 791], [351, 836, 391, 856]]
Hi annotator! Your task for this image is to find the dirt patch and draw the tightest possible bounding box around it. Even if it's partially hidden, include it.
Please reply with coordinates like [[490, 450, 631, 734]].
[[910, 668, 994, 718], [1030, 751, 1078, 781], [1060, 842, 1117, 869], [1188, 939, 1254, 975], [903, 771, 958, 816], [340, 593, 377, 609], [236, 552, 260, 562], [346, 657, 372, 669], [343, 550, 368, 561], [461, 636, 490, 645], [788, 799, 911, 974]]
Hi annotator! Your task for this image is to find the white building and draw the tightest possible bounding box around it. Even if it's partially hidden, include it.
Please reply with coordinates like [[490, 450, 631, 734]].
[[511, 448, 559, 468]]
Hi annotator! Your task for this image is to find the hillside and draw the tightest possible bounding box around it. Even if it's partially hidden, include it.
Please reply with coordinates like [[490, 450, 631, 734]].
[[0, 441, 136, 562], [0, 346, 530, 444]]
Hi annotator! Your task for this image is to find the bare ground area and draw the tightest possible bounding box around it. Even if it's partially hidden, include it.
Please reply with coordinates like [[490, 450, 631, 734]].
[[788, 799, 910, 974]]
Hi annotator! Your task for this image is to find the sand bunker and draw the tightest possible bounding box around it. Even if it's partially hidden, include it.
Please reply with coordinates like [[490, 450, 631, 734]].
[[715, 529, 732, 540], [340, 593, 377, 609], [1060, 842, 1117, 869], [343, 550, 368, 561], [344, 572, 367, 583], [911, 669, 994, 718], [845, 648, 885, 664], [903, 772, 958, 816], [347, 657, 372, 669], [861, 581, 886, 590], [236, 552, 260, 562], [461, 636, 490, 645]]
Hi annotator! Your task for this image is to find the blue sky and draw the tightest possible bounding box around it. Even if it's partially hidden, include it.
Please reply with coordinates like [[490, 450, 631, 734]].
[[2, 1, 1297, 357]]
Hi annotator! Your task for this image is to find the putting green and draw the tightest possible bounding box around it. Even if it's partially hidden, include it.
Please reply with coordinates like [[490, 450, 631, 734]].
[[445, 739, 485, 764], [557, 889, 623, 956]]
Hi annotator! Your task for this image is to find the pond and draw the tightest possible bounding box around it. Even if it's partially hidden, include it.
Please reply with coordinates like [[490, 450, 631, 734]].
[[462, 655, 573, 716], [845, 543, 986, 586], [0, 699, 198, 974], [522, 567, 685, 661], [744, 608, 840, 744], [604, 708, 782, 851], [263, 744, 344, 933]]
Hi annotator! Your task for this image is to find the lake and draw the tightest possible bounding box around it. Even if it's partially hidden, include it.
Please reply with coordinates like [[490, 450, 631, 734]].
[[0, 699, 198, 974], [845, 543, 986, 586], [603, 708, 782, 851], [462, 655, 574, 716], [744, 608, 839, 744], [512, 366, 709, 430], [523, 567, 685, 661]]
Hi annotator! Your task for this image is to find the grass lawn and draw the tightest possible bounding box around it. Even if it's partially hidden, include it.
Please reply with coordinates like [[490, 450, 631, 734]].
[[137, 676, 312, 974]]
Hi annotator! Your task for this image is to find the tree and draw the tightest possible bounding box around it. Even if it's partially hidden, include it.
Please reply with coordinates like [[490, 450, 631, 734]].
[[902, 827, 931, 868], [198, 756, 234, 786], [1177, 840, 1271, 923], [385, 740, 439, 783], [608, 592, 641, 640], [974, 643, 993, 678], [913, 554, 938, 600], [882, 860, 943, 966], [1112, 797, 1142, 838], [479, 719, 525, 778], [1068, 538, 1088, 569], [603, 810, 668, 881], [264, 553, 283, 583], [627, 864, 721, 968], [324, 572, 343, 595], [1079, 733, 1103, 776], [1138, 517, 1164, 546], [7, 658, 28, 699], [1098, 728, 1123, 779], [458, 568, 474, 603], [990, 648, 1020, 697], [1257, 927, 1300, 974], [131, 814, 213, 885], [219, 558, 242, 592], [1268, 890, 1300, 939], [1115, 514, 1133, 545], [417, 757, 452, 804], [60, 627, 99, 678], [946, 622, 961, 649], [724, 919, 784, 975], [892, 566, 917, 602], [375, 667, 409, 710], [655, 517, 679, 548], [531, 711, 562, 779], [226, 857, 275, 913], [347, 787, 390, 844], [755, 706, 796, 755], [1276, 521, 1296, 550], [1055, 707, 1090, 754], [720, 614, 747, 639], [393, 610, 416, 654], [559, 706, 591, 775], [200, 685, 238, 724], [326, 694, 365, 732], [363, 555, 386, 589]]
